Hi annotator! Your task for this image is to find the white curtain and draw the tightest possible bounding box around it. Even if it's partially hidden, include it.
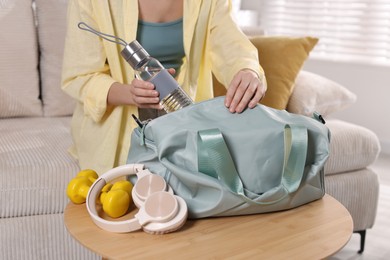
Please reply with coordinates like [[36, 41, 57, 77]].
[[260, 0, 390, 65]]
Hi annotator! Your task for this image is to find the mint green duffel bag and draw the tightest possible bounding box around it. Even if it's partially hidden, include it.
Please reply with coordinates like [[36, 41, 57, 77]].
[[127, 96, 330, 219]]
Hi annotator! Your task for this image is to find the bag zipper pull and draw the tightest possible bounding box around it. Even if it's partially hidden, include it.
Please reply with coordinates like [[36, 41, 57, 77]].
[[313, 112, 326, 124], [131, 114, 144, 128], [131, 114, 150, 146]]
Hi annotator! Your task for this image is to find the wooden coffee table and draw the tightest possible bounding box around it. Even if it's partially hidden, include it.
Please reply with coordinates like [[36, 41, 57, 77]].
[[64, 194, 352, 259]]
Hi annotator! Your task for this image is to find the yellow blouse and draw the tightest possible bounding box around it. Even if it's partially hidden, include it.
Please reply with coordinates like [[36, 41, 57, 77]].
[[61, 0, 264, 174]]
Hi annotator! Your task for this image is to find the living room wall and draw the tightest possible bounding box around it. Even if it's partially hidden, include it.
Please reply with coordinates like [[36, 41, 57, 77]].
[[303, 59, 390, 154], [240, 0, 390, 154]]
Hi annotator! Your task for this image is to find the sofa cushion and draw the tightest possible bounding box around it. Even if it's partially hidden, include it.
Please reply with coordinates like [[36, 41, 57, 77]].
[[35, 0, 75, 116], [287, 70, 357, 117], [0, 0, 42, 118], [0, 214, 98, 260], [0, 117, 79, 218], [251, 36, 318, 110], [325, 119, 381, 175], [213, 36, 318, 110]]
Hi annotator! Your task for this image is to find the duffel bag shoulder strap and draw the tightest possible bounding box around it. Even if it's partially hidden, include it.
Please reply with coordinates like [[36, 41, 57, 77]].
[[197, 125, 308, 205]]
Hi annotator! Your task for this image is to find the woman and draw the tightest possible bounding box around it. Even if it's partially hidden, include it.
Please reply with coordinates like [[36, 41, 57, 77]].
[[61, 0, 267, 174]]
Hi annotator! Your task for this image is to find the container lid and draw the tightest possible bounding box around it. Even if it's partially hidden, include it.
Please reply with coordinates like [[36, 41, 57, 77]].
[[121, 40, 150, 69]]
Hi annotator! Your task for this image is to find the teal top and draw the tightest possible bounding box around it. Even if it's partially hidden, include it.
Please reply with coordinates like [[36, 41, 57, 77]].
[[136, 18, 185, 75]]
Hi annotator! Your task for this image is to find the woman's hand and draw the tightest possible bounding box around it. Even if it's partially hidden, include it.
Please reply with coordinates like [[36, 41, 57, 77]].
[[107, 80, 161, 109], [107, 68, 176, 109], [128, 78, 162, 108], [224, 69, 267, 113]]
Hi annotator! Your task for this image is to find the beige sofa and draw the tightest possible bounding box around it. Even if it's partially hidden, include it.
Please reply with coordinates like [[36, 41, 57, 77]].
[[0, 1, 380, 259]]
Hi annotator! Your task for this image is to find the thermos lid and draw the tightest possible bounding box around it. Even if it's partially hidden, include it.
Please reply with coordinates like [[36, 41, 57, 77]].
[[121, 40, 150, 69]]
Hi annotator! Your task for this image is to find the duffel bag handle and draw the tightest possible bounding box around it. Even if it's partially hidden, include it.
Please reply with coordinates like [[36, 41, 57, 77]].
[[197, 125, 308, 205]]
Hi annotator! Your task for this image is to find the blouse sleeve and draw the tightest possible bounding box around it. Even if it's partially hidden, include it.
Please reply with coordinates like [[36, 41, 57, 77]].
[[208, 0, 265, 87], [61, 0, 116, 123]]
